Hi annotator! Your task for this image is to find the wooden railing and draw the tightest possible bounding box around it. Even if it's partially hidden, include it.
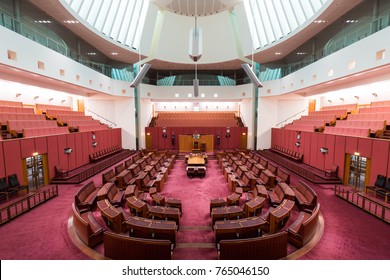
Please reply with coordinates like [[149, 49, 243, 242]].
[[334, 185, 390, 224], [0, 185, 58, 225]]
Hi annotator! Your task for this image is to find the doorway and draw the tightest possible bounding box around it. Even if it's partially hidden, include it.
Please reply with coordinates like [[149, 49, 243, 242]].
[[24, 154, 48, 191], [346, 154, 369, 191]]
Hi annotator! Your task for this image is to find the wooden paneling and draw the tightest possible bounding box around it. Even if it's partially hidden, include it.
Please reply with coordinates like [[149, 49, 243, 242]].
[[20, 138, 35, 159], [66, 134, 77, 171], [316, 134, 326, 170], [74, 133, 84, 167], [34, 137, 48, 155], [57, 134, 68, 170], [3, 140, 23, 181], [371, 140, 390, 185], [0, 143, 5, 178], [309, 133, 318, 167], [47, 136, 59, 178], [357, 138, 372, 158], [345, 137, 358, 155], [324, 134, 336, 170], [334, 136, 346, 179]]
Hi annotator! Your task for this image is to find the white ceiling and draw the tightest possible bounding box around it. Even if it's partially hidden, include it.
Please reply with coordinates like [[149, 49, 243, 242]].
[[150, 0, 242, 16]]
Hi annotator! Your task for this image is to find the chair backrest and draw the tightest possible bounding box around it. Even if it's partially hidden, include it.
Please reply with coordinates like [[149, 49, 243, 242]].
[[375, 174, 386, 188], [7, 174, 20, 188], [0, 177, 8, 191]]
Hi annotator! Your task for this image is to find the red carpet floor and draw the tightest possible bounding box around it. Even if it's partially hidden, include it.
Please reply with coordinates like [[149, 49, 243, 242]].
[[0, 157, 390, 260]]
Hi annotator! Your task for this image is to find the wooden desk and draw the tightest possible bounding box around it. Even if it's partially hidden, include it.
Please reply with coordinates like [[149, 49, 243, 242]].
[[187, 156, 206, 165], [148, 206, 180, 225], [255, 184, 268, 198], [210, 198, 227, 212], [125, 216, 177, 245], [116, 169, 132, 189], [126, 196, 148, 218], [151, 193, 165, 206], [214, 216, 266, 243], [243, 196, 266, 217], [279, 182, 295, 201], [97, 199, 126, 233], [227, 193, 240, 206], [96, 182, 114, 201], [211, 206, 244, 224], [166, 198, 182, 214], [269, 199, 295, 233]]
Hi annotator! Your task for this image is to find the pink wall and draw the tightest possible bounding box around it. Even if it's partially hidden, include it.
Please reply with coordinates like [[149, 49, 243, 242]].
[[0, 128, 122, 183], [271, 128, 390, 185], [145, 126, 248, 151]]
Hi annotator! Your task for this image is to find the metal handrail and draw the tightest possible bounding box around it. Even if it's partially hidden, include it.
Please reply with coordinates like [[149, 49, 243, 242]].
[[86, 109, 117, 127], [275, 109, 308, 128]]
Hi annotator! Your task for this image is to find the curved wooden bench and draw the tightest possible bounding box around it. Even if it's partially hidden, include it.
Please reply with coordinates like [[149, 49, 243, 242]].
[[218, 231, 288, 260], [104, 232, 172, 260], [124, 216, 177, 245], [72, 203, 105, 247], [96, 199, 129, 233], [74, 181, 99, 212], [287, 203, 320, 248], [292, 180, 317, 211], [214, 216, 265, 244]]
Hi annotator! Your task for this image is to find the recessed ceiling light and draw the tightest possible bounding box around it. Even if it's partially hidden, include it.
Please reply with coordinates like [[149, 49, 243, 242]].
[[86, 52, 96, 56], [275, 52, 282, 55], [111, 52, 118, 55]]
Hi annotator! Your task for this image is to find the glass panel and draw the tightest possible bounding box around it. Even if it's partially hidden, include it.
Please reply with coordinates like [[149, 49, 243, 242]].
[[26, 154, 45, 191], [291, 0, 306, 25], [265, 0, 283, 39], [310, 0, 323, 11], [101, 0, 119, 36], [259, 0, 275, 43], [134, 0, 149, 49], [283, 1, 299, 30], [243, 0, 260, 49], [110, 0, 128, 40], [273, 0, 291, 35], [79, 0, 94, 19], [348, 155, 366, 191], [300, 0, 315, 19], [94, 0, 112, 31], [85, 0, 102, 25], [69, 0, 83, 13]]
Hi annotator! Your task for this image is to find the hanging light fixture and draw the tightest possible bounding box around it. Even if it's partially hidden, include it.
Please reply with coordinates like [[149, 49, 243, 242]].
[[189, 1, 202, 97]]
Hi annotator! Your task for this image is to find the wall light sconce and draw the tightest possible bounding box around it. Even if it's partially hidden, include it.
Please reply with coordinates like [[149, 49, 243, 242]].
[[372, 93, 378, 97], [320, 147, 328, 154], [340, 98, 344, 101], [354, 96, 359, 100], [32, 152, 38, 156], [34, 96, 39, 99], [354, 152, 360, 156], [92, 142, 98, 147], [328, 100, 332, 103], [295, 141, 301, 147], [49, 98, 54, 101], [64, 147, 72, 154], [61, 100, 66, 103], [16, 93, 22, 97]]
